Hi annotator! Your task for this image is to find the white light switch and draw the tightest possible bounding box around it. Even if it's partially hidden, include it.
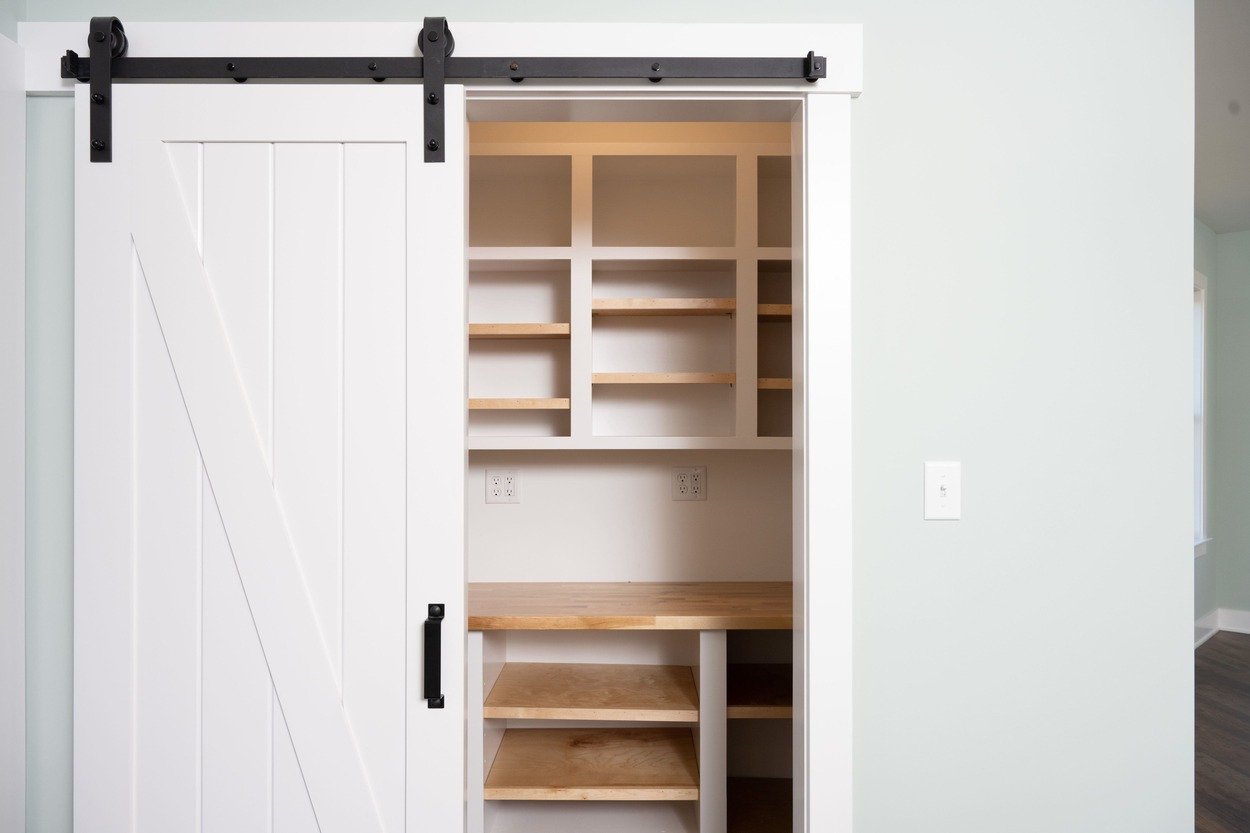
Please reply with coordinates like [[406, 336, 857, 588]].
[[924, 461, 961, 520]]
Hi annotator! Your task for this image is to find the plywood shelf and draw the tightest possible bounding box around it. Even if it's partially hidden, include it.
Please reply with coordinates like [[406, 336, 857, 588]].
[[592, 372, 736, 385], [484, 728, 699, 801], [758, 303, 793, 322], [469, 323, 571, 340], [757, 378, 793, 390], [466, 436, 792, 451], [468, 581, 792, 631], [468, 398, 571, 411], [484, 663, 699, 722], [728, 777, 792, 833], [592, 298, 736, 317], [727, 663, 793, 719]]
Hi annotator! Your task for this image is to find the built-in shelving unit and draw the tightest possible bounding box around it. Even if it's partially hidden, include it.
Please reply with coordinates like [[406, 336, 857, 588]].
[[466, 122, 795, 451], [466, 117, 801, 833]]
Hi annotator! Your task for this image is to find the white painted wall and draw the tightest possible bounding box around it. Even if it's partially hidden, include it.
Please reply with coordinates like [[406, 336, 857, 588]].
[[467, 452, 791, 582], [0, 30, 24, 833], [20, 2, 1195, 831]]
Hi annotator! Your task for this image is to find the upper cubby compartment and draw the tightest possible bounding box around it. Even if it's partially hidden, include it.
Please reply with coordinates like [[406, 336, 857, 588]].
[[470, 156, 572, 247], [757, 156, 792, 248], [593, 156, 736, 247]]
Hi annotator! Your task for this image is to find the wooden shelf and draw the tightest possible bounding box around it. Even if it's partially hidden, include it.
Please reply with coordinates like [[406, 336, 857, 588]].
[[484, 728, 699, 801], [728, 778, 792, 833], [758, 303, 793, 322], [468, 398, 570, 411], [469, 323, 570, 340], [727, 664, 792, 719], [469, 582, 792, 631], [466, 435, 791, 451], [485, 663, 699, 722], [592, 372, 736, 385], [757, 378, 793, 390], [592, 298, 736, 317]]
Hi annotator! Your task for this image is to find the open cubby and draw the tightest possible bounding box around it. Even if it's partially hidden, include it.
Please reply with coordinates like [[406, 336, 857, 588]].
[[757, 156, 792, 248], [758, 260, 793, 438], [470, 156, 573, 247], [468, 260, 572, 437], [593, 156, 736, 247], [592, 384, 735, 438]]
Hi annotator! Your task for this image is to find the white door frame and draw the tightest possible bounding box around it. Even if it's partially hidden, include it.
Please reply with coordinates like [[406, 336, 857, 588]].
[[0, 30, 25, 833], [27, 19, 859, 833]]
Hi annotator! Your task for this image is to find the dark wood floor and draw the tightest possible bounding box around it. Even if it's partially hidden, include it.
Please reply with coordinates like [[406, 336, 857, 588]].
[[1197, 632, 1250, 832]]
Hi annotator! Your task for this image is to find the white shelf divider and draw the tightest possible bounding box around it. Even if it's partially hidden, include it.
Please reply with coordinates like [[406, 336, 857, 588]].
[[570, 153, 595, 442], [736, 153, 760, 441], [698, 630, 728, 833]]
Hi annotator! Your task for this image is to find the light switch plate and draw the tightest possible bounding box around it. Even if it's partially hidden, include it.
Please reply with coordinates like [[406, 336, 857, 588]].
[[924, 461, 961, 520]]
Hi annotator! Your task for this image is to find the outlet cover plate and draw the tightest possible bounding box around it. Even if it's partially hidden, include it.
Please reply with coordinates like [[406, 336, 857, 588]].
[[924, 461, 960, 520], [673, 466, 707, 501], [486, 469, 521, 504]]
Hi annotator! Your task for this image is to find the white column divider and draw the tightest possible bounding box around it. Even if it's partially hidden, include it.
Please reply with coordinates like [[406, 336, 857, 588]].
[[466, 631, 485, 833], [698, 630, 728, 833], [735, 154, 759, 439], [569, 154, 595, 440]]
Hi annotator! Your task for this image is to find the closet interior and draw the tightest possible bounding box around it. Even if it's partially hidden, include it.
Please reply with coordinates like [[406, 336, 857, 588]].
[[464, 108, 801, 833]]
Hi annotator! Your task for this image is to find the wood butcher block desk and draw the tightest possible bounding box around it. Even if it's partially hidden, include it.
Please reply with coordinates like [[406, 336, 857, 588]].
[[467, 581, 793, 631]]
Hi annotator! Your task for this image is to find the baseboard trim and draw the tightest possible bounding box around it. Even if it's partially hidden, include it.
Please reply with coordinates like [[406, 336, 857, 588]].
[[1195, 608, 1250, 648], [1217, 608, 1250, 635]]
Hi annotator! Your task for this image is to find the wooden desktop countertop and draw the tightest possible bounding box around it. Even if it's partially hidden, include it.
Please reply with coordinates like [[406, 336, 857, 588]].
[[467, 581, 793, 630]]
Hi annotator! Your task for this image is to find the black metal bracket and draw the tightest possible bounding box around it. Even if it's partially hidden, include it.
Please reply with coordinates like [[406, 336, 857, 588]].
[[85, 17, 126, 162], [421, 17, 450, 163], [423, 603, 445, 709], [60, 17, 827, 164]]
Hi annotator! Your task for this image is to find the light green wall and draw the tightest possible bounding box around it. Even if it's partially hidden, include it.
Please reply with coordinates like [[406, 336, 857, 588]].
[[23, 2, 1195, 832], [24, 96, 73, 833], [0, 0, 21, 40], [1213, 230, 1250, 613], [1196, 219, 1217, 620]]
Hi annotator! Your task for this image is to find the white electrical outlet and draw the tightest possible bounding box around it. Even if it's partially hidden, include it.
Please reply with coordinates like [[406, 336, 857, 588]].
[[672, 466, 707, 501], [486, 469, 521, 504]]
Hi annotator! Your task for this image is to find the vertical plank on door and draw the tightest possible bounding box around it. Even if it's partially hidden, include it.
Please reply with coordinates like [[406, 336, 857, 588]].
[[273, 142, 345, 832], [133, 249, 201, 833], [74, 86, 136, 833], [342, 142, 407, 833], [200, 141, 275, 833]]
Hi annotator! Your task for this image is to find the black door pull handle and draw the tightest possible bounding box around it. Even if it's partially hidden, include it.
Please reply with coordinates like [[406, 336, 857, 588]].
[[424, 603, 445, 709]]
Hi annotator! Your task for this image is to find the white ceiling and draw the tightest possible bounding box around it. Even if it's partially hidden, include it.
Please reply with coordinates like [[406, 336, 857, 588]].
[[1197, 0, 1250, 233]]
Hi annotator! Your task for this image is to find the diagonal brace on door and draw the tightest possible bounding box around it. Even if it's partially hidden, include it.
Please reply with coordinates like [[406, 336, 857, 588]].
[[131, 144, 385, 833], [59, 15, 827, 163]]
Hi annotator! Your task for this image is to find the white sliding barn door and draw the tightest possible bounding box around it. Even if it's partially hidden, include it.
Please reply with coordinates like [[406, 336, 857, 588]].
[[74, 85, 466, 833]]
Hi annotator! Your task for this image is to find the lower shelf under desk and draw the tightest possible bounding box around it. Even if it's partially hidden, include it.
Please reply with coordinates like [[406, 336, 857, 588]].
[[485, 728, 699, 801], [728, 777, 792, 833], [468, 581, 793, 630]]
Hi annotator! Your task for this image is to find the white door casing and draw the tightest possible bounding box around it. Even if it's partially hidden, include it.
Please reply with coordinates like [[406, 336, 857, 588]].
[[74, 84, 466, 833], [0, 31, 26, 833]]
